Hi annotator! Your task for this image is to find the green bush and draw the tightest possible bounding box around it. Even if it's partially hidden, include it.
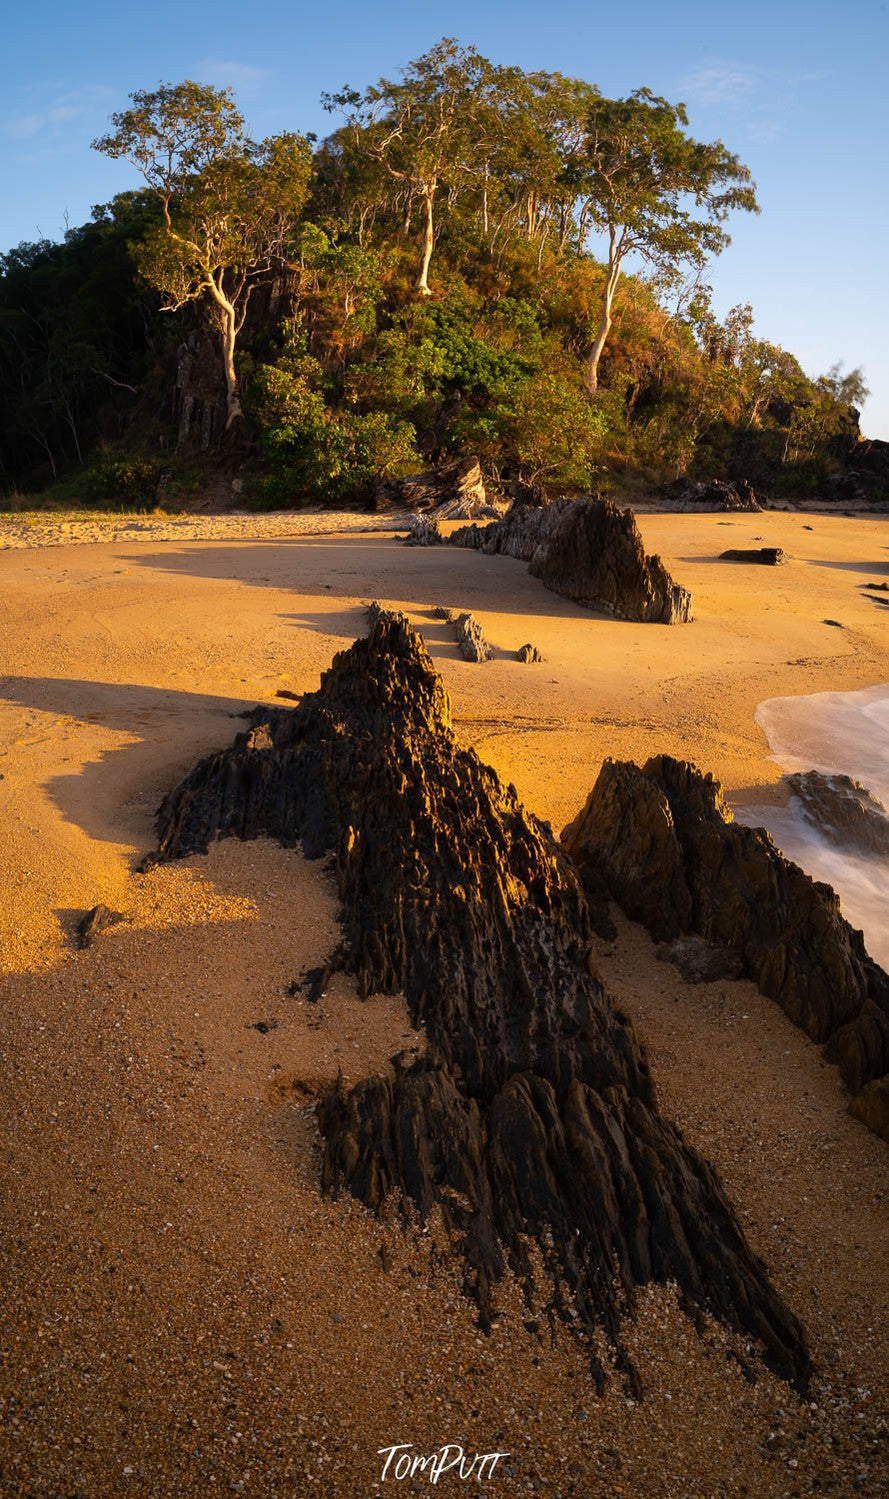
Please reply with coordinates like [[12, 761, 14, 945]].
[[77, 456, 160, 509], [247, 361, 419, 508]]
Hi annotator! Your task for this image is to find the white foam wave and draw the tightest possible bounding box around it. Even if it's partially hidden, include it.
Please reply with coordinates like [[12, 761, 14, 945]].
[[735, 684, 889, 968]]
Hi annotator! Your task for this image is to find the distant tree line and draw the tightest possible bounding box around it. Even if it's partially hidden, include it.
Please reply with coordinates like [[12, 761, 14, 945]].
[[0, 39, 870, 506]]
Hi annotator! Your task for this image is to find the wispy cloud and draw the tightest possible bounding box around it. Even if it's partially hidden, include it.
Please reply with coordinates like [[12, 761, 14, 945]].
[[678, 63, 763, 109], [194, 58, 273, 94], [2, 84, 115, 141]]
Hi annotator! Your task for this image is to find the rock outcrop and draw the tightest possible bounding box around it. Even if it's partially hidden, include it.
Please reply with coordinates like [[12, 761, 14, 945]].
[[451, 498, 692, 624], [666, 478, 762, 512], [563, 756, 889, 1138], [656, 936, 745, 984], [76, 903, 116, 950], [517, 643, 543, 663], [404, 515, 443, 547], [430, 606, 494, 661], [148, 614, 808, 1390], [453, 611, 493, 662], [787, 771, 889, 858], [374, 456, 493, 520], [719, 547, 790, 565]]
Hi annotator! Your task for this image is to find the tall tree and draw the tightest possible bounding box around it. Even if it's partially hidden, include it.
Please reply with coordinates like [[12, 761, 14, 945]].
[[323, 39, 502, 295], [579, 90, 758, 392], [94, 82, 312, 426]]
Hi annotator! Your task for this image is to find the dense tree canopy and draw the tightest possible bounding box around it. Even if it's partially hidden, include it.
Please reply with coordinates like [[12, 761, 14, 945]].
[[93, 82, 312, 426], [0, 40, 873, 507]]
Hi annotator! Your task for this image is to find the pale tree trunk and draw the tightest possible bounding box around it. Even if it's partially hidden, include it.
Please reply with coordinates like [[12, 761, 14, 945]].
[[208, 276, 243, 429], [221, 311, 242, 428], [585, 231, 622, 395], [416, 184, 435, 296]]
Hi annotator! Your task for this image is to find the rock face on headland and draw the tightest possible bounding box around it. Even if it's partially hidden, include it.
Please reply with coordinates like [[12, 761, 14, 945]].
[[374, 455, 492, 520], [148, 612, 807, 1390], [562, 756, 889, 1139], [451, 497, 692, 623], [666, 478, 762, 512]]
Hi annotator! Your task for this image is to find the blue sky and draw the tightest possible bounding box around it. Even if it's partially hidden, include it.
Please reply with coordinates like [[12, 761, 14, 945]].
[[2, 0, 887, 435]]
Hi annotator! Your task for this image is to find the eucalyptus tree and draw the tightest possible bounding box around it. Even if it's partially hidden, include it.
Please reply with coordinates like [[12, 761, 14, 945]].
[[323, 39, 506, 295], [94, 82, 312, 426], [578, 89, 759, 391]]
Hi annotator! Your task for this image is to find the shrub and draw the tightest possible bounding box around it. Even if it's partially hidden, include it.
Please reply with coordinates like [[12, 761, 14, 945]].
[[77, 457, 160, 509]]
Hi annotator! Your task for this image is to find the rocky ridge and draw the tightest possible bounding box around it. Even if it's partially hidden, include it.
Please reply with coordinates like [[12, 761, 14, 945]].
[[451, 497, 693, 624], [786, 771, 889, 858], [562, 756, 889, 1139], [147, 611, 808, 1391]]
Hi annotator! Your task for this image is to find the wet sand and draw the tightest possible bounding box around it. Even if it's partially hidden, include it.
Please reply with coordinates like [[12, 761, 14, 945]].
[[0, 509, 887, 1494]]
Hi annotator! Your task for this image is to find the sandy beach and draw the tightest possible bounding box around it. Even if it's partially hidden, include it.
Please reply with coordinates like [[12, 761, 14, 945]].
[[1, 508, 887, 1495]]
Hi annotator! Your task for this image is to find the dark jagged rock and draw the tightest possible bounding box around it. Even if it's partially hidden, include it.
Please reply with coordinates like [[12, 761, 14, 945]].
[[451, 497, 692, 624], [374, 456, 492, 519], [666, 478, 762, 512], [150, 614, 808, 1390], [428, 605, 494, 662], [453, 612, 493, 663], [77, 904, 116, 950], [517, 643, 543, 663], [656, 936, 745, 984], [404, 515, 443, 547], [719, 547, 790, 565], [563, 756, 889, 1139], [787, 771, 889, 858]]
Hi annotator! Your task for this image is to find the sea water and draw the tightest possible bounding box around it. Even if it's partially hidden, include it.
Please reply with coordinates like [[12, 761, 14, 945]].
[[734, 684, 889, 969]]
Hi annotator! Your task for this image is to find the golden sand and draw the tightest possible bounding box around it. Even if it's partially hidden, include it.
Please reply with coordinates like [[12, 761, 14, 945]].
[[0, 510, 887, 1494]]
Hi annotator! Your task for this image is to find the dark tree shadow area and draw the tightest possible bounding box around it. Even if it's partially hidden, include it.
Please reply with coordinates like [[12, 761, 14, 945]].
[[0, 675, 253, 856], [120, 538, 614, 627]]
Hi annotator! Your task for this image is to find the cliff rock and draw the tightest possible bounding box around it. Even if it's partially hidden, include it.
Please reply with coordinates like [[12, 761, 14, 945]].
[[148, 614, 808, 1390], [787, 771, 889, 858], [374, 456, 492, 519], [666, 479, 762, 512], [452, 497, 692, 623], [563, 756, 889, 1138]]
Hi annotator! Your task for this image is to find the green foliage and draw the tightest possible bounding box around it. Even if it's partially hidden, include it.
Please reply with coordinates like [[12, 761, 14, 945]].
[[70, 456, 161, 509], [0, 44, 872, 506], [247, 348, 418, 507], [490, 371, 608, 485]]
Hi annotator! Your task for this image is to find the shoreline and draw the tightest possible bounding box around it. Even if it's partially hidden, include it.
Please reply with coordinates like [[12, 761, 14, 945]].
[[1, 496, 885, 553]]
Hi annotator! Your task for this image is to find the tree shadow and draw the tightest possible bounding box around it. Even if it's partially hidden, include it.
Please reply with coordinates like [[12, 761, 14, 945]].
[[0, 675, 254, 856], [120, 538, 615, 628], [803, 557, 889, 577]]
